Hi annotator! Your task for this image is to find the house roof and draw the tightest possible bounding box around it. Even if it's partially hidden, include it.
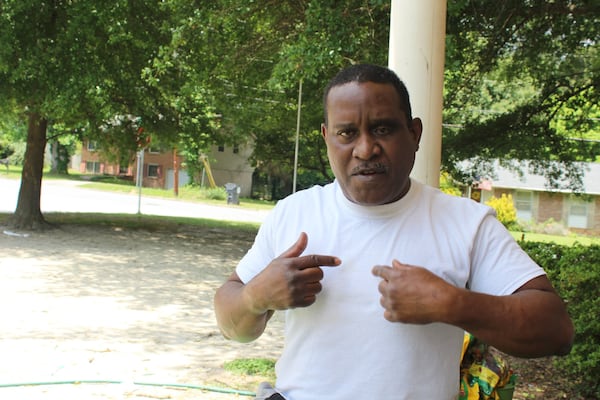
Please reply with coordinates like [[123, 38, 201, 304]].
[[487, 161, 600, 195]]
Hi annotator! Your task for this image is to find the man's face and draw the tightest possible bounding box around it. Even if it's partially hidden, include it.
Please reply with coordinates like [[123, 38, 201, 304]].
[[322, 81, 422, 205]]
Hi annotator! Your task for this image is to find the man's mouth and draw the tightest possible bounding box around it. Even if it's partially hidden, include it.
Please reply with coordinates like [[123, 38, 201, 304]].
[[351, 163, 388, 176]]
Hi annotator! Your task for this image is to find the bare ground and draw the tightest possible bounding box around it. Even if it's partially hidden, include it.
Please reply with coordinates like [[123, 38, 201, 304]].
[[0, 222, 581, 399], [0, 222, 283, 400]]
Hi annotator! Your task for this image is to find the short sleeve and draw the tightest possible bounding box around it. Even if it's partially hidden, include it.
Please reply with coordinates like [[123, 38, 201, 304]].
[[235, 206, 279, 284], [468, 214, 546, 295]]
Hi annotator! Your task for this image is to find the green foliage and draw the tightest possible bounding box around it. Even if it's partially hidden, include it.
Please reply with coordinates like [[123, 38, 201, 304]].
[[1, 0, 598, 207], [519, 242, 600, 398], [444, 0, 599, 189], [223, 358, 276, 378], [1, 142, 25, 166], [0, 106, 26, 163], [485, 194, 517, 229], [0, 140, 14, 160], [439, 172, 462, 196], [0, 108, 25, 164], [163, 0, 391, 197], [0, 212, 261, 233], [199, 186, 227, 201]]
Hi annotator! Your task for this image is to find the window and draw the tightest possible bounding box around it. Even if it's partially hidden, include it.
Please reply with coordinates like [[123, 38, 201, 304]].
[[87, 141, 97, 151], [515, 190, 533, 221], [147, 164, 160, 178], [567, 197, 590, 229], [85, 161, 101, 174], [233, 145, 239, 154], [148, 146, 160, 154], [218, 144, 225, 152]]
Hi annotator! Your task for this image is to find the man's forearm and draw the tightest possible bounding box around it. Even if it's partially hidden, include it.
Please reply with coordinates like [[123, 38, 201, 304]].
[[214, 280, 273, 343], [448, 279, 573, 357]]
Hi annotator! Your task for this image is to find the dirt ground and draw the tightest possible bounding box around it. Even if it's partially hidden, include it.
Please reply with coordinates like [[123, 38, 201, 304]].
[[0, 222, 283, 400], [0, 221, 581, 400]]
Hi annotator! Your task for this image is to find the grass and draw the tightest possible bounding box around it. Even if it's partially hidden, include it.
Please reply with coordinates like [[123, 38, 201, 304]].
[[511, 231, 600, 246], [223, 358, 276, 380], [72, 172, 275, 211], [1, 165, 276, 211], [80, 180, 274, 209], [0, 212, 261, 232]]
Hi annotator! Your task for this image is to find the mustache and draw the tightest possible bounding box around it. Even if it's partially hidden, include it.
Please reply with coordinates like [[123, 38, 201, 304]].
[[350, 163, 388, 175]]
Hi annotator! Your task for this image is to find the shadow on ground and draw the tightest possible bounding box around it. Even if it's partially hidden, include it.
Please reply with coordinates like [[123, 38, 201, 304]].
[[0, 223, 284, 399]]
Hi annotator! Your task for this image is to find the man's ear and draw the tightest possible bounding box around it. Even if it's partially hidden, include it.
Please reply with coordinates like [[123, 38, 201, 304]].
[[410, 118, 423, 150], [321, 122, 328, 140]]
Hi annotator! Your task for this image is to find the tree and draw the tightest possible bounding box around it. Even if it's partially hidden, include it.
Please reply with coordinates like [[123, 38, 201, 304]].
[[0, 1, 177, 229], [157, 0, 392, 197], [3, 0, 597, 219], [254, 0, 392, 192], [444, 0, 600, 190], [167, 0, 598, 198]]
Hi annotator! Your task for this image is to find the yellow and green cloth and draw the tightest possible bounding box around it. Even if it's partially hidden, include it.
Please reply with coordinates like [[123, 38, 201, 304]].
[[459, 333, 517, 400]]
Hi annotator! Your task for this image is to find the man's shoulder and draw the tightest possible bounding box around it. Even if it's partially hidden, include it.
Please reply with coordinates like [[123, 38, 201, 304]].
[[416, 181, 494, 216], [262, 182, 336, 233], [277, 182, 336, 206]]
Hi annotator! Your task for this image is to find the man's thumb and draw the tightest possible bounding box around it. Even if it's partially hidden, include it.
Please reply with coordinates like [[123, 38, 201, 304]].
[[278, 232, 308, 259]]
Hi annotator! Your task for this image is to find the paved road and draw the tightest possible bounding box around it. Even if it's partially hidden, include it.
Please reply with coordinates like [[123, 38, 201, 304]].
[[0, 177, 269, 224]]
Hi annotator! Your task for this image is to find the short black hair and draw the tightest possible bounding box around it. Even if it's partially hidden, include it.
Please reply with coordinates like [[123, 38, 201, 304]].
[[323, 64, 413, 125]]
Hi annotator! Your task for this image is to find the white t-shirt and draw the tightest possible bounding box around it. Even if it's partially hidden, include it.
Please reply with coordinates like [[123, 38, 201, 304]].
[[236, 180, 544, 400]]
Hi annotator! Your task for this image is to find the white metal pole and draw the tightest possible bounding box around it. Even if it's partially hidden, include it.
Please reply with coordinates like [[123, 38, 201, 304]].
[[137, 149, 144, 214], [388, 0, 446, 188], [292, 78, 303, 193]]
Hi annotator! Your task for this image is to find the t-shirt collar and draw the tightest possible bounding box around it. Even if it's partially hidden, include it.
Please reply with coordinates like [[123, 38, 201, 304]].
[[333, 179, 420, 219]]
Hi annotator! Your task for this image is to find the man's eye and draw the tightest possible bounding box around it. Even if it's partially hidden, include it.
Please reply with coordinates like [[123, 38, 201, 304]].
[[372, 126, 391, 136], [337, 129, 356, 138]]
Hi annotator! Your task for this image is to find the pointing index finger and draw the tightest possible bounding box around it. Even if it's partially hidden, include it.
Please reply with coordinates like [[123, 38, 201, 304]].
[[296, 254, 341, 270]]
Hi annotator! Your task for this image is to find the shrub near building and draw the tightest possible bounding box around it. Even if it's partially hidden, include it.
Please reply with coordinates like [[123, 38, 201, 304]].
[[486, 194, 518, 229], [519, 241, 600, 399]]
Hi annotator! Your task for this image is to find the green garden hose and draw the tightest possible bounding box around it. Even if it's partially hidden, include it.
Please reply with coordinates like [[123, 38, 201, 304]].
[[0, 379, 256, 397]]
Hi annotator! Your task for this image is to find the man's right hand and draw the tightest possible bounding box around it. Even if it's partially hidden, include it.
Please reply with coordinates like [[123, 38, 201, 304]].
[[214, 232, 340, 342], [244, 232, 341, 314]]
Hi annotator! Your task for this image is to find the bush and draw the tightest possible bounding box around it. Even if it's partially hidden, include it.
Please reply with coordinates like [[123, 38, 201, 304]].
[[200, 187, 226, 200], [0, 142, 14, 159], [10, 142, 26, 166], [440, 172, 462, 196], [486, 194, 518, 229], [519, 241, 600, 398]]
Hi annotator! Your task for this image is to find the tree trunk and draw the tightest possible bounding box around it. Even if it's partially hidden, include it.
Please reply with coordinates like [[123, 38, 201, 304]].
[[9, 112, 51, 230]]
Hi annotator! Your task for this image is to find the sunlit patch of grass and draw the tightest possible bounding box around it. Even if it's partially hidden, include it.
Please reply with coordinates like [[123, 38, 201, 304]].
[[510, 231, 600, 246], [223, 358, 276, 379], [0, 212, 260, 232]]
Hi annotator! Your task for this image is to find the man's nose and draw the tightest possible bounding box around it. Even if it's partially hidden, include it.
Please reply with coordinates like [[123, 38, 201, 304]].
[[352, 132, 381, 160]]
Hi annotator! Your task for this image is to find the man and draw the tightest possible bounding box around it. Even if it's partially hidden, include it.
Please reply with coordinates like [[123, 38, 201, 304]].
[[214, 64, 573, 399]]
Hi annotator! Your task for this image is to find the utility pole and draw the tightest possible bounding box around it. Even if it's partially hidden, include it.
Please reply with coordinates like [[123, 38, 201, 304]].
[[173, 147, 179, 197], [136, 149, 144, 215]]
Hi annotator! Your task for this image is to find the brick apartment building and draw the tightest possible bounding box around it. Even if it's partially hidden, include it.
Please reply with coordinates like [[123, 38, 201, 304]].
[[76, 141, 255, 197], [471, 161, 600, 234]]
